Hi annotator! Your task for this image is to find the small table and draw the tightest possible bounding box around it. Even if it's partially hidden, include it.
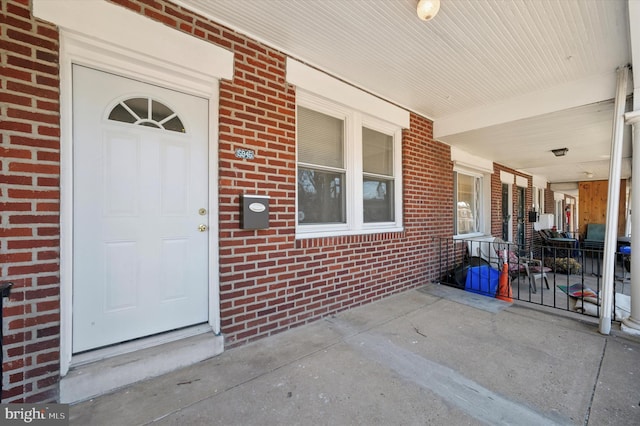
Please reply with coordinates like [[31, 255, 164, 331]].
[[547, 237, 578, 258]]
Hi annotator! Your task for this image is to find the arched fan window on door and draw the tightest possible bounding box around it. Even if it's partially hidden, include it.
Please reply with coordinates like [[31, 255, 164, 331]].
[[108, 97, 186, 133]]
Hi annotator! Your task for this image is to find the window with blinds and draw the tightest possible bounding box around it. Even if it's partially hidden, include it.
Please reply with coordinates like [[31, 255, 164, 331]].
[[297, 107, 346, 224], [362, 127, 394, 222], [295, 93, 402, 236]]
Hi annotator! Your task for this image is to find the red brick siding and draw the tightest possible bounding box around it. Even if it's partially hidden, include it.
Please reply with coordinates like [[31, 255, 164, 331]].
[[107, 0, 454, 348], [490, 166, 504, 238], [1, 0, 61, 402], [2, 0, 455, 402], [545, 183, 556, 215]]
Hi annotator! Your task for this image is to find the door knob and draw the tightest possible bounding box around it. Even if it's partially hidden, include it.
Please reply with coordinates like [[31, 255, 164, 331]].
[[198, 224, 208, 232]]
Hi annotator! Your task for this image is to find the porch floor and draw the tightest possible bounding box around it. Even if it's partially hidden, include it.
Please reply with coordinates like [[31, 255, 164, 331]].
[[70, 285, 640, 425]]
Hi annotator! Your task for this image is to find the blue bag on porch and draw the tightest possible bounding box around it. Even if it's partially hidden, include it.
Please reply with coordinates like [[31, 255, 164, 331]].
[[465, 265, 500, 297]]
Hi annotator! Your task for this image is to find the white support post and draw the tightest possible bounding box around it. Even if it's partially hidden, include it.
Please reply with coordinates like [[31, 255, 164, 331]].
[[599, 66, 629, 335], [622, 110, 640, 335]]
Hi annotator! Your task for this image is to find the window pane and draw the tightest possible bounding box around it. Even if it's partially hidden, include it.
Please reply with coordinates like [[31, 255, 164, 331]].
[[298, 107, 343, 168], [457, 173, 477, 234], [298, 168, 345, 224], [123, 98, 149, 120], [363, 178, 394, 222], [363, 128, 392, 175], [152, 100, 172, 122], [163, 116, 186, 133], [139, 122, 161, 129], [109, 97, 186, 133], [108, 103, 136, 124]]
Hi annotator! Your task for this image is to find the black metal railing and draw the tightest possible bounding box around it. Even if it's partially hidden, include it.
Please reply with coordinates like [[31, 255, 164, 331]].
[[435, 237, 630, 321]]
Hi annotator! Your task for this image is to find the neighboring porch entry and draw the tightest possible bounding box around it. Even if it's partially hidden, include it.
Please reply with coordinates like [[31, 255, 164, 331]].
[[72, 65, 210, 353], [516, 186, 526, 254], [501, 183, 509, 241]]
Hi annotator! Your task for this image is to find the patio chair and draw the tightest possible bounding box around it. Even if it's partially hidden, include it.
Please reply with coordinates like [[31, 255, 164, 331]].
[[492, 238, 550, 293], [582, 223, 605, 252]]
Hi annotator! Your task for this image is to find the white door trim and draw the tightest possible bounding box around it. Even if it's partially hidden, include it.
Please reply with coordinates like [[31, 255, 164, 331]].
[[44, 3, 232, 375]]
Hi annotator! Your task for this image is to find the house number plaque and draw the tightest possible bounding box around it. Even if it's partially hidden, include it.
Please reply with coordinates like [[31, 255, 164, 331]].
[[235, 148, 255, 160]]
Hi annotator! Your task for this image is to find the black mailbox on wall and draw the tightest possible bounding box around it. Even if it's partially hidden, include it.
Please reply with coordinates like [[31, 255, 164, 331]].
[[241, 194, 270, 229]]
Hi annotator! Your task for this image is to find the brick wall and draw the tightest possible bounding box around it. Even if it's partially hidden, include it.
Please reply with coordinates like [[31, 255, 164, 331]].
[[1, 0, 61, 402], [1, 0, 454, 402], [490, 166, 504, 238], [104, 0, 454, 348], [545, 183, 555, 215]]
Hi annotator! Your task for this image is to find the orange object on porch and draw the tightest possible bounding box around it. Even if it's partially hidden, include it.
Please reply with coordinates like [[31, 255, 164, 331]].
[[496, 254, 513, 303]]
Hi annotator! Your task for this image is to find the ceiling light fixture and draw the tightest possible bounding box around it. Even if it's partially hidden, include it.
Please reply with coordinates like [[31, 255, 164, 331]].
[[585, 172, 594, 178], [551, 148, 569, 157], [417, 0, 440, 21]]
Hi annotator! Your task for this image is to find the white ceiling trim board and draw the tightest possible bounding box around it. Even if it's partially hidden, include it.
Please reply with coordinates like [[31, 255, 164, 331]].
[[551, 182, 579, 192], [434, 71, 621, 139], [532, 175, 548, 188], [173, 0, 433, 124], [287, 59, 410, 128]]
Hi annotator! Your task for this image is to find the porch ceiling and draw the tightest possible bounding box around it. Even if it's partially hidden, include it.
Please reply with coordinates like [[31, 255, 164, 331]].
[[175, 0, 634, 187]]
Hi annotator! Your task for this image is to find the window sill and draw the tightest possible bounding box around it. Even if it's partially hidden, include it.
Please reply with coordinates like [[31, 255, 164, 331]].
[[296, 225, 404, 240], [453, 232, 488, 240]]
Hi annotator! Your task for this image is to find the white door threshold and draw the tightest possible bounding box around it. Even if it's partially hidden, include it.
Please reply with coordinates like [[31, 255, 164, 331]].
[[60, 330, 224, 404]]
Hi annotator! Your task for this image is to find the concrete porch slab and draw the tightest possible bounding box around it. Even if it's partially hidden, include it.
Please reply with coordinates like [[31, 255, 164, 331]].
[[70, 285, 640, 425]]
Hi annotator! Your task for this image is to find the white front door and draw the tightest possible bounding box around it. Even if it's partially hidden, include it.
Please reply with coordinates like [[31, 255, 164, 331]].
[[72, 65, 210, 353]]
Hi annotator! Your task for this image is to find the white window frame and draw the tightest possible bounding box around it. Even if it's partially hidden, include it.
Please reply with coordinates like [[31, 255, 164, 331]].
[[531, 184, 544, 227], [532, 186, 545, 214], [554, 194, 565, 230], [454, 169, 484, 238], [296, 91, 403, 238], [532, 176, 547, 215], [450, 148, 492, 239]]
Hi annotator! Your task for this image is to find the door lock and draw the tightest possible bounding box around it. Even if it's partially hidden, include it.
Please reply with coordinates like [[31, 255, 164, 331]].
[[198, 224, 208, 232]]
